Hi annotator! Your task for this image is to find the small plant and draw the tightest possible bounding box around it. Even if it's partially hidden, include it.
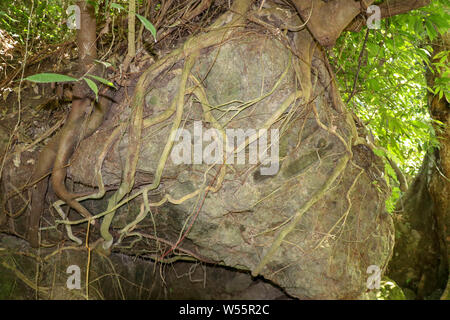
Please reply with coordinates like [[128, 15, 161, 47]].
[[24, 72, 116, 101], [111, 2, 157, 42]]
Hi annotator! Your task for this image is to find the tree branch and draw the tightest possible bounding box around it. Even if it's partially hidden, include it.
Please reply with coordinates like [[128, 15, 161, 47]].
[[378, 0, 431, 19], [291, 0, 375, 47], [346, 28, 370, 104], [386, 157, 408, 193], [346, 0, 432, 32]]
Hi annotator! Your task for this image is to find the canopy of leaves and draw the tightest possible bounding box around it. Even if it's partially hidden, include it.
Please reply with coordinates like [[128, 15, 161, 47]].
[[0, 0, 73, 45], [331, 0, 449, 175], [330, 0, 449, 211]]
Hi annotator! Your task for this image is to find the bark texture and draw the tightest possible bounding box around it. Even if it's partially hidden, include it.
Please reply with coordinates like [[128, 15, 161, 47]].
[[387, 33, 449, 299]]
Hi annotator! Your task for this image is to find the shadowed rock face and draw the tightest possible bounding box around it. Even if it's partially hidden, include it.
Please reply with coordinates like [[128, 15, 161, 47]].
[[1, 4, 394, 299], [0, 234, 290, 300]]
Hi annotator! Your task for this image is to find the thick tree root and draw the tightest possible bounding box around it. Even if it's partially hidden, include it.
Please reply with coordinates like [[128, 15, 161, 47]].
[[28, 134, 60, 247], [28, 94, 109, 248], [100, 51, 199, 249], [95, 0, 254, 250], [251, 153, 350, 277], [51, 97, 95, 221]]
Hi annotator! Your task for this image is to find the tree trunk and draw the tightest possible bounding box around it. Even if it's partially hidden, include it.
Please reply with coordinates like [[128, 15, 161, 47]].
[[387, 33, 449, 300]]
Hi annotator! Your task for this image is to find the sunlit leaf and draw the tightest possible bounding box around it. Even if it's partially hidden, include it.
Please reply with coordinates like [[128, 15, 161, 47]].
[[83, 77, 98, 101], [25, 73, 78, 83], [425, 20, 438, 41], [111, 3, 125, 10], [86, 74, 116, 89], [136, 14, 157, 41]]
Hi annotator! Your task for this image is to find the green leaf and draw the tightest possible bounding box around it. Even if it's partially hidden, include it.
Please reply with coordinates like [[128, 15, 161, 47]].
[[414, 19, 424, 37], [86, 74, 116, 88], [87, 0, 97, 9], [0, 11, 19, 23], [83, 77, 98, 101], [433, 50, 448, 60], [373, 147, 386, 158], [410, 120, 430, 130], [428, 13, 450, 34], [425, 20, 438, 41], [25, 73, 78, 83], [111, 3, 125, 10], [136, 14, 157, 41]]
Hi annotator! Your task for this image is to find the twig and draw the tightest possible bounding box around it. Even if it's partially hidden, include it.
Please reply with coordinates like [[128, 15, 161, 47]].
[[346, 28, 370, 104]]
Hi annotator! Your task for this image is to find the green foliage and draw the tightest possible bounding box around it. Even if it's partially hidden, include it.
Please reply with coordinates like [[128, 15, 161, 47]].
[[25, 72, 115, 100], [0, 0, 73, 46], [83, 77, 98, 100], [135, 13, 157, 41], [110, 2, 125, 10], [0, 0, 157, 52], [24, 73, 77, 83], [376, 277, 407, 300], [431, 50, 450, 101], [110, 3, 125, 11], [332, 0, 449, 179], [111, 1, 157, 41], [331, 0, 449, 212], [364, 276, 408, 300], [86, 74, 116, 88]]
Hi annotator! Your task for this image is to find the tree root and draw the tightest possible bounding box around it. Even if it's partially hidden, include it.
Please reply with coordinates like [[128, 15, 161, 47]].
[[27, 134, 60, 247], [251, 153, 350, 277], [101, 51, 198, 250], [48, 0, 253, 246], [96, 0, 255, 250], [51, 97, 96, 222], [28, 94, 109, 248]]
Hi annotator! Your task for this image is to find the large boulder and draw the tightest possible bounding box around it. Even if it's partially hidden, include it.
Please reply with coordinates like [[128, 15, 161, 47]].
[[0, 3, 394, 299], [68, 7, 394, 299]]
